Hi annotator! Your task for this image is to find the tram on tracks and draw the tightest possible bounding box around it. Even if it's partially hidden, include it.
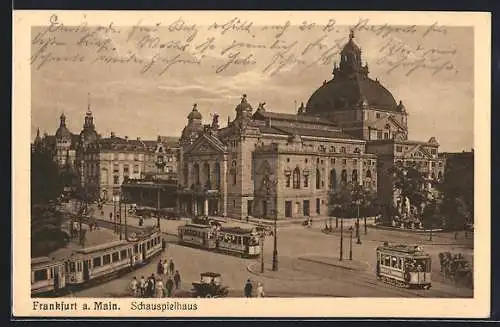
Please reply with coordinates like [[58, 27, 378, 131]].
[[376, 242, 432, 289], [31, 228, 164, 297], [178, 223, 261, 258]]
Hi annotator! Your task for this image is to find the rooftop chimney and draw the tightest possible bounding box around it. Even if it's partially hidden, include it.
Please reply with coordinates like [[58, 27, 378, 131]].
[[110, 131, 115, 138]]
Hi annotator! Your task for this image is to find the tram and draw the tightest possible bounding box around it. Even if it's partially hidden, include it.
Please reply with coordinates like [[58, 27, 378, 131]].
[[31, 228, 163, 297], [216, 226, 261, 258], [177, 223, 261, 258], [31, 257, 66, 296], [178, 223, 217, 249], [376, 242, 432, 289]]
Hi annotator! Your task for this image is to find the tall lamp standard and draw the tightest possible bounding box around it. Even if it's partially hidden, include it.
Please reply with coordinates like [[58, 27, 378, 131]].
[[263, 174, 278, 271], [356, 199, 362, 245], [349, 226, 353, 260], [339, 215, 343, 261], [113, 193, 117, 234]]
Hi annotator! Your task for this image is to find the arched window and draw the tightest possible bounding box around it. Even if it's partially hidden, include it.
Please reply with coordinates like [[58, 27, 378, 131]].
[[214, 162, 221, 189], [193, 163, 200, 185], [340, 147, 346, 153], [366, 170, 372, 178], [330, 169, 337, 190], [203, 162, 211, 188], [293, 168, 301, 189], [354, 147, 360, 154], [431, 172, 436, 179], [183, 163, 188, 186], [316, 168, 321, 189], [341, 169, 347, 184], [231, 161, 237, 185], [438, 171, 443, 180], [352, 169, 358, 182]]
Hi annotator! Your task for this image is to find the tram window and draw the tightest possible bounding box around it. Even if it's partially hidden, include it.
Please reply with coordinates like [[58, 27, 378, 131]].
[[112, 252, 119, 262], [34, 269, 48, 282], [384, 256, 391, 266], [414, 259, 426, 271], [103, 254, 111, 265], [391, 256, 398, 268], [65, 261, 69, 273], [120, 250, 127, 259], [93, 257, 102, 267], [398, 258, 403, 269], [69, 262, 76, 273], [77, 262, 82, 272]]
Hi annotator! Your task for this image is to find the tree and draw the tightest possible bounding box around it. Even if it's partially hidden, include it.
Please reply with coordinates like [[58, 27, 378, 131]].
[[436, 157, 474, 230], [389, 162, 428, 212], [329, 182, 378, 218], [31, 148, 67, 257]]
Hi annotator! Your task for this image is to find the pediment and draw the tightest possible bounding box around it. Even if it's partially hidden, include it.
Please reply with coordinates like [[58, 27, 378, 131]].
[[369, 115, 406, 132], [403, 144, 432, 159], [185, 134, 226, 156]]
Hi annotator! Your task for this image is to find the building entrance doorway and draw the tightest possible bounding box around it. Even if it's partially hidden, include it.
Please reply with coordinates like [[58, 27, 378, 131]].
[[303, 200, 310, 217]]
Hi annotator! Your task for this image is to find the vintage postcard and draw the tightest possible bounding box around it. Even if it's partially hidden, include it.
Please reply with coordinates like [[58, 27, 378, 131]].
[[13, 10, 490, 318]]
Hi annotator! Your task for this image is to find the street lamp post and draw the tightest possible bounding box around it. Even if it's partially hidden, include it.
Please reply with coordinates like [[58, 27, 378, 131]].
[[272, 209, 278, 271], [157, 187, 161, 229], [260, 234, 265, 273], [339, 217, 343, 261], [113, 195, 117, 234], [364, 215, 367, 235], [123, 191, 128, 240], [349, 226, 353, 260], [356, 201, 362, 245]]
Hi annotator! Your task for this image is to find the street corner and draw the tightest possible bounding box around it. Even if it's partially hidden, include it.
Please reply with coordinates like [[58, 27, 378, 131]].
[[297, 255, 371, 272], [246, 258, 323, 282]]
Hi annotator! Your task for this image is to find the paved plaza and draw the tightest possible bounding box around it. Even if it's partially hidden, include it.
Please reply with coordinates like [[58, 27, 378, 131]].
[[65, 202, 473, 298]]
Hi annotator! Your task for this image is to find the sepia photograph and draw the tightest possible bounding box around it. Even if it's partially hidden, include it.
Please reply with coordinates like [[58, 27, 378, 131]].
[[13, 11, 490, 318]]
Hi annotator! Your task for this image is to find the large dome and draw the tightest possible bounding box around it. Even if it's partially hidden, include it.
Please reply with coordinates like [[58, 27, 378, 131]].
[[55, 126, 72, 139], [305, 30, 400, 114], [305, 76, 399, 113]]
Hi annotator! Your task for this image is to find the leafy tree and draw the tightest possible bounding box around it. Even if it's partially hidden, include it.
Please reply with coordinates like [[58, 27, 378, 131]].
[[436, 155, 474, 230], [388, 162, 429, 213], [329, 182, 378, 218], [31, 148, 67, 257], [421, 198, 443, 229]]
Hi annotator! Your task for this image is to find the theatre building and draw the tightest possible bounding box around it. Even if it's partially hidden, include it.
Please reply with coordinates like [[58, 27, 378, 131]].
[[176, 31, 445, 221]]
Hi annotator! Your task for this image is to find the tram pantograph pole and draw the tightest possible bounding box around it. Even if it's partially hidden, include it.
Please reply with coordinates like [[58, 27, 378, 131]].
[[260, 234, 265, 273], [349, 226, 353, 260]]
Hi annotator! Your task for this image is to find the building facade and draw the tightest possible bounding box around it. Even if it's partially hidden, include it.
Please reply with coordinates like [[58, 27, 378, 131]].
[[177, 31, 446, 221]]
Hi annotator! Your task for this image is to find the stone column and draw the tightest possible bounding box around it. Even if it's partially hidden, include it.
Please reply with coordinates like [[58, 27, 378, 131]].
[[193, 197, 198, 216], [204, 198, 209, 216], [222, 158, 228, 217]]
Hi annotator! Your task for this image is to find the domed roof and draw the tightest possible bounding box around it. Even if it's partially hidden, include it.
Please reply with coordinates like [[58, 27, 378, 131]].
[[306, 76, 399, 113], [188, 103, 202, 120], [55, 113, 72, 139], [56, 126, 72, 139]]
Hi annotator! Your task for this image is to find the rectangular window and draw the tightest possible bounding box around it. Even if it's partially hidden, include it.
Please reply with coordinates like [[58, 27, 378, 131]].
[[113, 175, 119, 185], [34, 269, 48, 282], [396, 146, 403, 152], [113, 164, 119, 173], [103, 254, 111, 265], [123, 165, 129, 174], [353, 159, 357, 165], [377, 130, 383, 139], [331, 158, 335, 164], [431, 149, 437, 155], [342, 159, 347, 165], [120, 249, 127, 259], [133, 165, 139, 173], [93, 257, 102, 267], [112, 252, 119, 262], [431, 162, 436, 167], [304, 175, 309, 188]]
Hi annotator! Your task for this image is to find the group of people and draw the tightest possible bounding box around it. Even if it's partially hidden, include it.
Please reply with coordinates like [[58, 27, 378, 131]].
[[128, 258, 182, 298], [438, 252, 473, 286], [244, 279, 265, 298]]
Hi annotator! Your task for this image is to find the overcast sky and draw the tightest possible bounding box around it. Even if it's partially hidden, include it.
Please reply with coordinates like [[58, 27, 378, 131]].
[[31, 21, 473, 152]]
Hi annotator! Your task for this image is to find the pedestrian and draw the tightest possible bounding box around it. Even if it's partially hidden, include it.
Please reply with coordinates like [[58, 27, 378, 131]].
[[244, 279, 253, 298], [165, 276, 174, 297], [163, 259, 169, 275], [109, 212, 113, 221], [157, 260, 164, 275], [168, 259, 175, 275], [147, 274, 156, 297], [256, 282, 265, 297], [129, 277, 138, 297], [155, 278, 164, 298], [139, 276, 146, 297], [174, 270, 181, 289]]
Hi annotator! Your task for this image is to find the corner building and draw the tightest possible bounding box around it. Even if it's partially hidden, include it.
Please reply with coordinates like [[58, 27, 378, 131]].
[[178, 31, 445, 221]]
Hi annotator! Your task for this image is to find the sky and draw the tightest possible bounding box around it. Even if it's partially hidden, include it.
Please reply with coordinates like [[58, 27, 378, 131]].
[[30, 19, 474, 152]]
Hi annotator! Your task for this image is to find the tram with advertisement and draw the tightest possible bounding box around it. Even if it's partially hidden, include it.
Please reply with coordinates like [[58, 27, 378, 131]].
[[376, 242, 432, 289], [177, 223, 261, 258], [177, 223, 217, 249]]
